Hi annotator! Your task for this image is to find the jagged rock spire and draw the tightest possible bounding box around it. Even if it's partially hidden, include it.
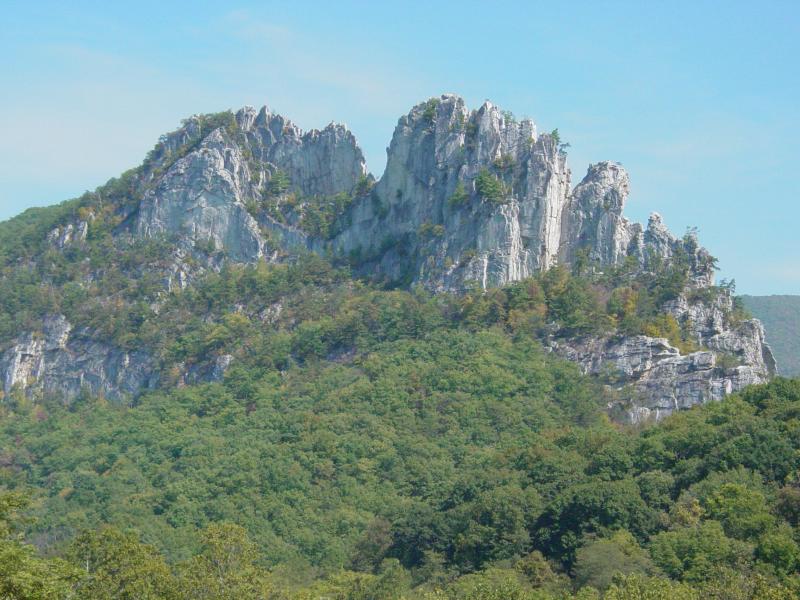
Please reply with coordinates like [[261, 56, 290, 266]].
[[331, 94, 570, 290]]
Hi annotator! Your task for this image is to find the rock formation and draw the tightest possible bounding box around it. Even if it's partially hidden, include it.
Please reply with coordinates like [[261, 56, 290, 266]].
[[133, 107, 367, 264], [550, 301, 775, 423], [0, 315, 157, 403], [0, 94, 776, 419], [330, 95, 569, 290]]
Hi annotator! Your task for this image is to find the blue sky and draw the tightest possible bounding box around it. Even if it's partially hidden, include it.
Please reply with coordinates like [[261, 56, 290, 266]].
[[1, 1, 798, 294]]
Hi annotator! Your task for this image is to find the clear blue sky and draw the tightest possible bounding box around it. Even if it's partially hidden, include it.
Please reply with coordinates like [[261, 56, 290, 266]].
[[1, 1, 798, 294]]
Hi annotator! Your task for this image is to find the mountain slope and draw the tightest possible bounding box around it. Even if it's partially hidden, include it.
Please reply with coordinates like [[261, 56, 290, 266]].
[[2, 343, 799, 595], [742, 295, 800, 376], [0, 94, 796, 597], [0, 95, 775, 421]]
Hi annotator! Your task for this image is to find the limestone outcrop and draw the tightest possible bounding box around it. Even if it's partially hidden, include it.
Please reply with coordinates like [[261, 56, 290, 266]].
[[0, 315, 157, 402], [550, 328, 773, 424], [331, 95, 570, 290], [132, 107, 367, 265]]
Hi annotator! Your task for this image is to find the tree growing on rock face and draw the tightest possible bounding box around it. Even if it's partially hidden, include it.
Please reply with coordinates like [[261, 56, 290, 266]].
[[474, 169, 507, 203], [448, 181, 470, 206], [267, 169, 291, 197]]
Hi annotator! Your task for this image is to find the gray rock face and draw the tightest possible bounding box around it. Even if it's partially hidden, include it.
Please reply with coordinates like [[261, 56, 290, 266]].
[[47, 220, 89, 250], [133, 107, 367, 264], [666, 289, 777, 376], [550, 287, 776, 422], [327, 97, 716, 292], [560, 163, 716, 287], [135, 128, 266, 262], [1, 107, 369, 407], [236, 106, 367, 198], [552, 333, 772, 423], [560, 161, 637, 266], [0, 315, 158, 402], [331, 95, 570, 290], [179, 354, 234, 387], [129, 96, 714, 292]]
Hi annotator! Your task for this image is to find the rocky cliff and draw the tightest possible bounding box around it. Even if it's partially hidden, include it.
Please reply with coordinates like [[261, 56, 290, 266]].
[[330, 95, 568, 289], [0, 315, 157, 403], [133, 107, 366, 266], [329, 96, 716, 293], [550, 288, 776, 422], [0, 94, 775, 420]]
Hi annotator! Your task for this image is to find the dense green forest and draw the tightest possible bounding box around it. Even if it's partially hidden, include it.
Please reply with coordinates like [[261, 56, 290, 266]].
[[0, 255, 799, 597], [742, 295, 800, 376], [3, 363, 800, 598], [0, 163, 792, 597]]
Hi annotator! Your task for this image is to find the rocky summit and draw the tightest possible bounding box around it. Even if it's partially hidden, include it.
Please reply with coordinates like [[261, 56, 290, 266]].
[[0, 94, 776, 421]]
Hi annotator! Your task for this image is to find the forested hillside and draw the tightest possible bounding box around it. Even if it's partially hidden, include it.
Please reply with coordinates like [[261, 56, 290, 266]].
[[742, 295, 800, 376], [0, 256, 799, 597]]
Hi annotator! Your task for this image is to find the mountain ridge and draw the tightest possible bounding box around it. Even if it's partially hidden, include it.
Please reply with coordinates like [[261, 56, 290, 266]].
[[0, 94, 776, 420]]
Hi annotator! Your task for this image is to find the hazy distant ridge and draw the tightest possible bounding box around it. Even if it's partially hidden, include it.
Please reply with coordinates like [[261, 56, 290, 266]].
[[742, 295, 800, 376]]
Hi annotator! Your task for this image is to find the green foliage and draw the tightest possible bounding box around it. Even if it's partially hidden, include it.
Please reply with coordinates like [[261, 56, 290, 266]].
[[146, 111, 239, 179], [573, 531, 658, 591], [0, 264, 613, 572], [0, 198, 82, 266], [177, 523, 272, 599], [448, 261, 719, 344], [0, 109, 261, 345], [418, 222, 445, 238], [1, 375, 800, 596], [422, 98, 440, 123], [704, 483, 775, 540], [541, 267, 611, 336], [70, 527, 176, 599], [649, 521, 750, 582], [267, 169, 291, 196], [493, 154, 516, 171], [448, 181, 470, 206], [263, 189, 355, 238], [0, 492, 79, 599], [474, 169, 507, 203], [193, 111, 238, 138], [0, 157, 798, 597], [355, 174, 375, 197], [757, 525, 800, 576], [299, 192, 355, 238], [534, 479, 659, 568], [602, 574, 699, 600], [641, 314, 697, 354]]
